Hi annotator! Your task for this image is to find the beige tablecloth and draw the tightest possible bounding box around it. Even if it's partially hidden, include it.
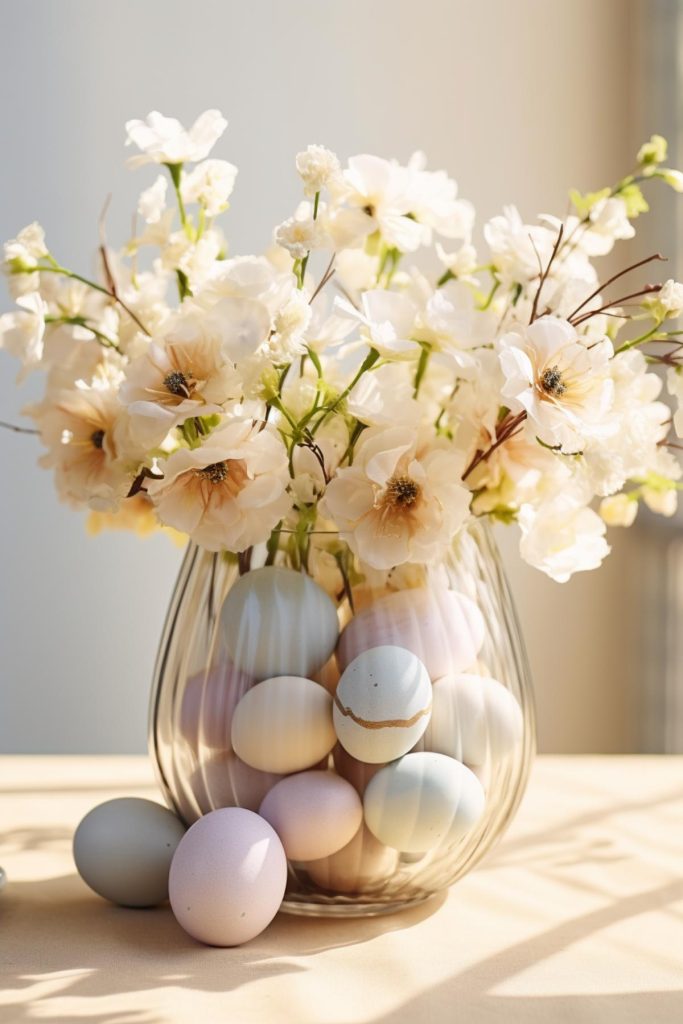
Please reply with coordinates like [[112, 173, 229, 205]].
[[0, 756, 681, 1023]]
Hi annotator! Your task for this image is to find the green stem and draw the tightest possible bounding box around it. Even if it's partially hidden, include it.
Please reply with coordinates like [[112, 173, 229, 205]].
[[615, 324, 660, 354], [44, 314, 121, 352], [166, 163, 192, 238], [413, 344, 430, 397], [311, 347, 380, 436], [313, 191, 320, 219]]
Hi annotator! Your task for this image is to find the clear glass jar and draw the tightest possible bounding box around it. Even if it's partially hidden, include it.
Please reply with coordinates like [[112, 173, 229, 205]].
[[149, 520, 535, 917]]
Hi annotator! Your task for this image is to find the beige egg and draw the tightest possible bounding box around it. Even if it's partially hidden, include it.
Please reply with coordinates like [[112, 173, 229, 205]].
[[333, 646, 432, 764], [338, 587, 485, 681], [304, 823, 399, 894], [221, 566, 339, 681], [364, 752, 486, 853], [419, 673, 523, 767], [179, 659, 253, 753], [259, 771, 363, 861], [188, 752, 287, 814], [231, 675, 336, 773], [333, 744, 385, 796]]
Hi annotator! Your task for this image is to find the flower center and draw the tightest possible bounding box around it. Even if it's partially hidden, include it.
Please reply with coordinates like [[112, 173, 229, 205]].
[[540, 365, 567, 397], [385, 475, 420, 509], [163, 370, 192, 398], [90, 429, 105, 450], [197, 461, 229, 484]]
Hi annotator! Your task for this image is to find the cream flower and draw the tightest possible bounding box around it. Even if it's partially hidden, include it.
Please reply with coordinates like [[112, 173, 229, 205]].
[[0, 292, 48, 379], [583, 196, 635, 256], [295, 145, 341, 197], [30, 375, 137, 510], [334, 289, 419, 358], [347, 362, 421, 428], [484, 206, 555, 286], [181, 159, 238, 216], [599, 493, 638, 527], [322, 426, 471, 570], [406, 151, 475, 240], [518, 496, 610, 582], [268, 290, 312, 360], [120, 305, 248, 447], [125, 110, 227, 168], [275, 212, 328, 259], [147, 420, 291, 551], [499, 315, 614, 452], [4, 222, 48, 269], [137, 175, 168, 224], [646, 279, 683, 322], [339, 154, 426, 253], [667, 367, 683, 437]]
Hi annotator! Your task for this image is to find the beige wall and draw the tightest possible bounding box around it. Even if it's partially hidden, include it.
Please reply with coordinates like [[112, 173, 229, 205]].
[[0, 0, 661, 752]]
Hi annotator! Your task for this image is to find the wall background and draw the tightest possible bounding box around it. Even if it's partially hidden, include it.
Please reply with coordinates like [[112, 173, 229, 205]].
[[0, 0, 673, 753]]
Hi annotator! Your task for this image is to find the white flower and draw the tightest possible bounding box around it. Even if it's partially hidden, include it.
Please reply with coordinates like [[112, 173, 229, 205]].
[[340, 154, 427, 253], [0, 292, 48, 378], [484, 206, 555, 286], [582, 197, 635, 256], [667, 367, 683, 437], [642, 482, 678, 516], [599, 493, 638, 527], [268, 290, 312, 360], [499, 315, 614, 452], [295, 145, 341, 197], [161, 227, 224, 292], [147, 419, 291, 551], [518, 497, 610, 582], [4, 222, 47, 268], [137, 175, 168, 224], [436, 241, 478, 281], [120, 305, 247, 447], [125, 110, 227, 168], [334, 289, 418, 358], [275, 212, 328, 259], [181, 159, 238, 216], [405, 151, 475, 240], [347, 362, 421, 428], [322, 426, 471, 570], [646, 279, 683, 322]]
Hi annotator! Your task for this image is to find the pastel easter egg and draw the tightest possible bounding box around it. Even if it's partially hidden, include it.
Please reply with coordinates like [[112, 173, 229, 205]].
[[312, 653, 341, 695], [169, 808, 286, 947], [188, 752, 287, 814], [179, 660, 253, 752], [363, 752, 486, 853], [420, 673, 523, 767], [333, 646, 431, 764], [221, 566, 339, 680], [259, 770, 363, 861], [304, 823, 399, 894], [73, 798, 185, 907], [337, 588, 485, 681], [231, 675, 336, 773]]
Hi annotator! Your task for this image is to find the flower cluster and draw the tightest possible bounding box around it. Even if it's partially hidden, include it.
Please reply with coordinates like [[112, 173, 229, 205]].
[[3, 114, 683, 583]]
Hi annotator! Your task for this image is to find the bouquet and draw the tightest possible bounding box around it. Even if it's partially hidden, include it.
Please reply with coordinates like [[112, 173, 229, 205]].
[[3, 110, 683, 584]]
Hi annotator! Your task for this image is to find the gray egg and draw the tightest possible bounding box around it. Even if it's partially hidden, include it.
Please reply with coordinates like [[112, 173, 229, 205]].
[[73, 797, 186, 907]]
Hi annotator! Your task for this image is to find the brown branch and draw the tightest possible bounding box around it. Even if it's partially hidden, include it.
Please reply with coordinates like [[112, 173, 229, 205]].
[[530, 225, 564, 324], [0, 420, 39, 436], [98, 196, 152, 337], [309, 253, 336, 305], [463, 411, 527, 481], [571, 284, 662, 327], [566, 253, 667, 323]]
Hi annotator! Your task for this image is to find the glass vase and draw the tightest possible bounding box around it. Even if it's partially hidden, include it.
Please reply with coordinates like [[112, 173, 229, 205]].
[[148, 520, 535, 917]]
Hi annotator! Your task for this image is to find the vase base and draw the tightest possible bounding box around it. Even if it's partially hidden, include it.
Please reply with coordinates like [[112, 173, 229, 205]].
[[280, 891, 439, 918]]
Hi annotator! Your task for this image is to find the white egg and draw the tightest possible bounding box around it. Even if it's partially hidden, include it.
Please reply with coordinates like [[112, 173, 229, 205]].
[[363, 752, 486, 853], [419, 673, 523, 767], [221, 566, 339, 680], [73, 798, 185, 907], [333, 646, 432, 764], [169, 808, 286, 947], [338, 587, 485, 680], [231, 675, 336, 773], [304, 823, 399, 894], [259, 771, 363, 861]]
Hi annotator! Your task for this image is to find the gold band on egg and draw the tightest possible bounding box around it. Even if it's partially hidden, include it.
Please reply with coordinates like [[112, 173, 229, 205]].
[[333, 693, 432, 730]]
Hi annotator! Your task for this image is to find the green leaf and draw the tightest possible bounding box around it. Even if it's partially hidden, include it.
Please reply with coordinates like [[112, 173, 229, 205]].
[[569, 187, 610, 219], [637, 134, 668, 166], [620, 182, 649, 218]]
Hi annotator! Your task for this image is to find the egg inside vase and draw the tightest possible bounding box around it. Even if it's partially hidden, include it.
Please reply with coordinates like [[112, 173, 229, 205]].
[[149, 521, 535, 916]]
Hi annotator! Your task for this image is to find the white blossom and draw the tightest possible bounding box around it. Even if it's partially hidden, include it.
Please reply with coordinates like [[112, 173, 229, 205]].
[[125, 110, 227, 168], [0, 292, 48, 378], [295, 145, 341, 197], [137, 175, 168, 224], [518, 496, 610, 582], [275, 212, 328, 259], [668, 367, 683, 437], [181, 159, 238, 216], [600, 493, 638, 527]]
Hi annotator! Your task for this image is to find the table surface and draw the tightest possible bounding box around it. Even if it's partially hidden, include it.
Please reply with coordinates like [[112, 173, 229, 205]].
[[0, 756, 682, 1024]]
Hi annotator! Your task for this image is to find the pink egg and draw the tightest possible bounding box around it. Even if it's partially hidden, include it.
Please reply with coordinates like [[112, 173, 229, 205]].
[[337, 587, 485, 681], [304, 823, 399, 894], [259, 771, 363, 861], [332, 744, 385, 796], [169, 808, 286, 947], [188, 752, 286, 814], [178, 660, 254, 752]]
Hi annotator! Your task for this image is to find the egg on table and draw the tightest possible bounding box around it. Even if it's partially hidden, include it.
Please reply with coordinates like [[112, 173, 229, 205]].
[[169, 807, 286, 947], [419, 673, 523, 767], [363, 752, 486, 853], [304, 823, 399, 894], [73, 797, 186, 907], [333, 645, 432, 764], [259, 770, 363, 861], [231, 675, 336, 773], [220, 566, 340, 680], [337, 587, 485, 681]]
